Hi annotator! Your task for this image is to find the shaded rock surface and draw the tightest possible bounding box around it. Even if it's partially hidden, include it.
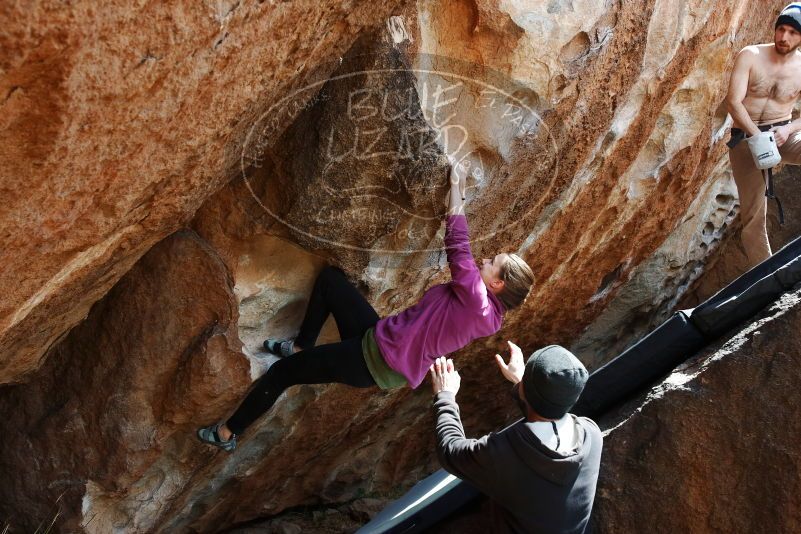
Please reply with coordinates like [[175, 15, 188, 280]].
[[2, 0, 799, 532], [0, 231, 250, 532], [592, 287, 801, 533]]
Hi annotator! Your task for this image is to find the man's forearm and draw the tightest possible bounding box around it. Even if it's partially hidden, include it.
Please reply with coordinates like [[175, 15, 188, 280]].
[[433, 391, 490, 481], [727, 100, 760, 136], [434, 391, 468, 453]]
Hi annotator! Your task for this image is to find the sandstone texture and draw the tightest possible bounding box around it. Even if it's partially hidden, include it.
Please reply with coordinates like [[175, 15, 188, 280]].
[[592, 287, 801, 533], [0, 0, 409, 385], [2, 0, 798, 532], [681, 164, 801, 307], [0, 231, 250, 532]]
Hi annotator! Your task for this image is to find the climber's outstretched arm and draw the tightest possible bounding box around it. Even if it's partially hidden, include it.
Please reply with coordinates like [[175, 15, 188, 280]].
[[447, 164, 466, 216]]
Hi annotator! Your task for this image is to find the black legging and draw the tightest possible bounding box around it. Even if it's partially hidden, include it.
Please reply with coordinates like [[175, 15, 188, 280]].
[[226, 266, 379, 435]]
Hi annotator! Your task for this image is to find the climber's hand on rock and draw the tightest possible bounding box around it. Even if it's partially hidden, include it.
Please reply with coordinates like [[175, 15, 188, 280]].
[[446, 156, 457, 184], [448, 161, 466, 187], [430, 356, 461, 395], [447, 164, 466, 215]]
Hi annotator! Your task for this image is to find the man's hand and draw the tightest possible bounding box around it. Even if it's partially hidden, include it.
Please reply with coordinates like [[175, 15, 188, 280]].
[[771, 123, 795, 147], [430, 356, 461, 395], [494, 341, 525, 384]]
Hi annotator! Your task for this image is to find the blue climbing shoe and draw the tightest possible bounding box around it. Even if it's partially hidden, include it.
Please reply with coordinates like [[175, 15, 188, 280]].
[[263, 338, 295, 357], [197, 424, 236, 452]]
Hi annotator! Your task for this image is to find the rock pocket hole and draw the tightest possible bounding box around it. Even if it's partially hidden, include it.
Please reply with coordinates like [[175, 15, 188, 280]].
[[592, 263, 624, 301], [559, 31, 591, 64], [715, 193, 736, 208]]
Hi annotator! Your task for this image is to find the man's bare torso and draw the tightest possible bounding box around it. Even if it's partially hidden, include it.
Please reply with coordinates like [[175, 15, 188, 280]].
[[741, 44, 801, 125]]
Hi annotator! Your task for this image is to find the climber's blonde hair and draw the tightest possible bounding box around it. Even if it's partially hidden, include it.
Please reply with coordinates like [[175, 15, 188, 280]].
[[497, 254, 535, 310]]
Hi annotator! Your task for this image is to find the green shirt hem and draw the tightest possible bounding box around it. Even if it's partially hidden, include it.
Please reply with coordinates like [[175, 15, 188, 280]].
[[362, 327, 407, 390]]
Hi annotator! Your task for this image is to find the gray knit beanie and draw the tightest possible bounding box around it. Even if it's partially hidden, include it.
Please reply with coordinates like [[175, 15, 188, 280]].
[[777, 3, 801, 34], [522, 345, 588, 419]]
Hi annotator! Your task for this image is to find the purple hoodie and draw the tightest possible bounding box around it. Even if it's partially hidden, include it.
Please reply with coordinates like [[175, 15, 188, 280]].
[[374, 215, 504, 388]]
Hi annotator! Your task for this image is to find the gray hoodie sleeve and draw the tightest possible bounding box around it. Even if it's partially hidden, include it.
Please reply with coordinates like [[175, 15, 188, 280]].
[[433, 391, 498, 488]]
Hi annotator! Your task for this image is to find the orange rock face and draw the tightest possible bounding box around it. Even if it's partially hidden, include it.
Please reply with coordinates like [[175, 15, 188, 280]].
[[1, 0, 796, 532], [0, 0, 409, 385]]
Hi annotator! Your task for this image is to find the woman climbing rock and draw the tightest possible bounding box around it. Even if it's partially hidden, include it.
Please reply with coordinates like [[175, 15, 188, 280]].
[[197, 165, 535, 451]]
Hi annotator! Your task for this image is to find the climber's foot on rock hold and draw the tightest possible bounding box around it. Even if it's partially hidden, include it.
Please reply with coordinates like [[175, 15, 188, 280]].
[[263, 338, 297, 357], [197, 423, 237, 452]]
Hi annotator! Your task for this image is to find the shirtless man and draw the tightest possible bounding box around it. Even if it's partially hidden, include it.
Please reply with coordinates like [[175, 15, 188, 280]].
[[725, 3, 801, 268]]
